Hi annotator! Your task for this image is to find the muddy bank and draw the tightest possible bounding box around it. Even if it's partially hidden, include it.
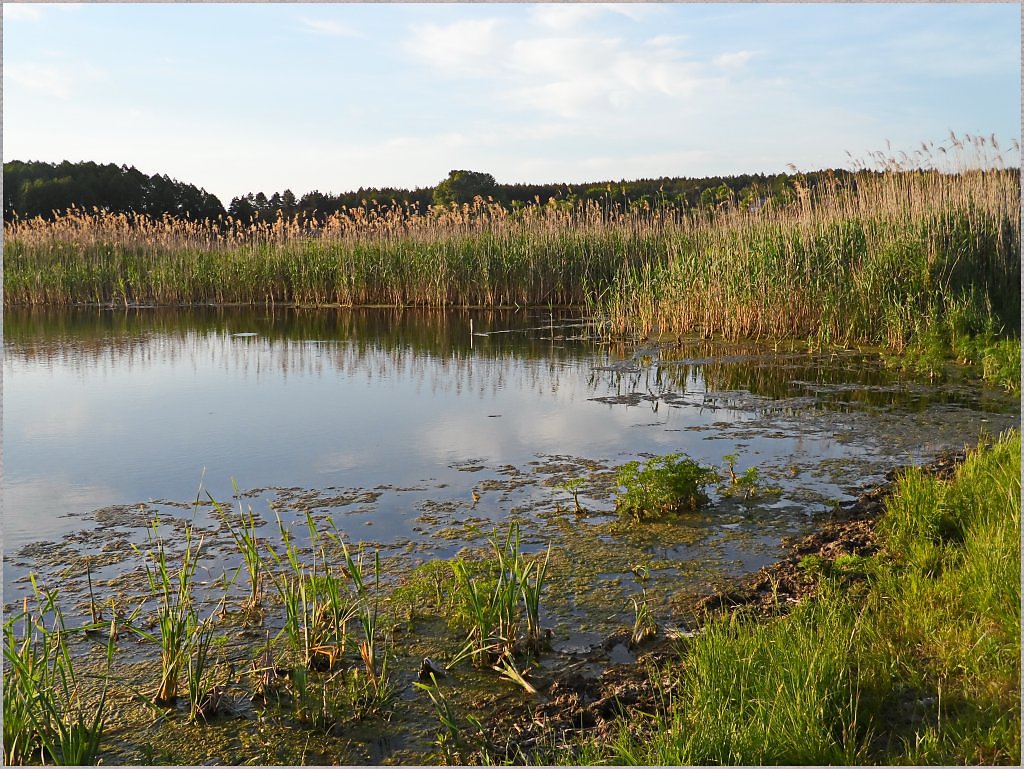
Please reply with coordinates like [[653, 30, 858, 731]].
[[475, 445, 974, 763]]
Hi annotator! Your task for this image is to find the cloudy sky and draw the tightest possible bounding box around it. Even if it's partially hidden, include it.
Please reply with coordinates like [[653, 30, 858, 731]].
[[3, 2, 1019, 205]]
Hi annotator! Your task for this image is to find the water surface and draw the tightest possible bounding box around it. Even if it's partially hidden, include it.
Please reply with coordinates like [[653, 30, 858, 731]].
[[4, 306, 1017, 614]]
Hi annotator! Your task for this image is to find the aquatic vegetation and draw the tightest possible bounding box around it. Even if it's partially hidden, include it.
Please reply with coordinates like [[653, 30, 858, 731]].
[[3, 585, 113, 765], [264, 512, 356, 673], [184, 618, 221, 722], [718, 453, 778, 500], [213, 489, 264, 615], [414, 674, 487, 764], [3, 421, 1017, 763], [614, 453, 718, 520], [519, 544, 551, 651], [451, 522, 551, 666], [5, 138, 1018, 359], [557, 477, 586, 513], [630, 589, 658, 647], [130, 516, 206, 706], [980, 338, 1021, 393], [339, 540, 386, 690]]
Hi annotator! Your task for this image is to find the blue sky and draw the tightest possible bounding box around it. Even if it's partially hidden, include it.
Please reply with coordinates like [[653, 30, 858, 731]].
[[3, 2, 1020, 205]]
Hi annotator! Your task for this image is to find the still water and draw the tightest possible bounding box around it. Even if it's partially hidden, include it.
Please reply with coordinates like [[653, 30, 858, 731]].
[[3, 306, 1018, 610]]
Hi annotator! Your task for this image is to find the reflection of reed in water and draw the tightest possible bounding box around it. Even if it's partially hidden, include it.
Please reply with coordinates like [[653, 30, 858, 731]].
[[3, 306, 610, 399]]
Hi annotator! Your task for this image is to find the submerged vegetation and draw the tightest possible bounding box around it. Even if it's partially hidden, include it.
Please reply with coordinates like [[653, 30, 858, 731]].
[[4, 136, 1019, 372]]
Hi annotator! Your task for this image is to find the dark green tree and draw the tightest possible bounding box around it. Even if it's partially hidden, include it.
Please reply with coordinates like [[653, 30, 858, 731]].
[[2, 160, 226, 221], [432, 170, 497, 206]]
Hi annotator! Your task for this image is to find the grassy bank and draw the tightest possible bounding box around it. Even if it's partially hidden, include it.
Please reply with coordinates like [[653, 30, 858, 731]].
[[4, 160, 1019, 356], [548, 430, 1020, 765]]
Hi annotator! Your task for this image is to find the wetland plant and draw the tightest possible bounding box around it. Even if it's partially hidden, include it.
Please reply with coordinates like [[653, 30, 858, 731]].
[[615, 453, 718, 520], [265, 520, 353, 671], [719, 453, 763, 500], [451, 523, 551, 667], [184, 618, 231, 722], [519, 544, 551, 651], [3, 587, 113, 765], [559, 477, 587, 513], [551, 431, 1022, 765], [340, 541, 384, 686], [213, 490, 264, 615], [414, 674, 486, 764], [630, 589, 658, 647], [130, 516, 206, 706]]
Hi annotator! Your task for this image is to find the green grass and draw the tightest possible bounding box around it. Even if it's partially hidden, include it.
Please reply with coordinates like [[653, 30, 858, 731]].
[[547, 430, 1021, 765]]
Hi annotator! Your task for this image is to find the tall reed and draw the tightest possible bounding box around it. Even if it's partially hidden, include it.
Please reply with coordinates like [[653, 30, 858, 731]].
[[8, 138, 1016, 355]]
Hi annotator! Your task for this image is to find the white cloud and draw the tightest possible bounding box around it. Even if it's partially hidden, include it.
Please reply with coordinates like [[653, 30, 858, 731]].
[[404, 19, 504, 76], [528, 3, 609, 30], [4, 4, 44, 21], [3, 3, 82, 22], [402, 9, 707, 122], [529, 3, 653, 30], [4, 62, 78, 99], [647, 34, 689, 47], [299, 16, 359, 38], [714, 50, 756, 68], [501, 34, 704, 118]]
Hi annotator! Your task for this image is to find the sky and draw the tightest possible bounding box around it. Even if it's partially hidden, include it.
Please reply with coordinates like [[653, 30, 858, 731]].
[[3, 2, 1020, 205]]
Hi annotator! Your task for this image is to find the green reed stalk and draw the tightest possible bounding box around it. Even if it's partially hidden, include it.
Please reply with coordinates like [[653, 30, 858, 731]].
[[3, 582, 114, 765], [264, 512, 308, 659], [519, 545, 551, 649], [130, 516, 205, 705], [451, 522, 550, 666], [184, 617, 215, 722], [211, 488, 264, 614], [340, 541, 383, 686], [630, 589, 658, 647]]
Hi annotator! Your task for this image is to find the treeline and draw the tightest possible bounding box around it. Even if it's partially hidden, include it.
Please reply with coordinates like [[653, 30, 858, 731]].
[[4, 159, 853, 224], [3, 160, 225, 222], [225, 168, 849, 222]]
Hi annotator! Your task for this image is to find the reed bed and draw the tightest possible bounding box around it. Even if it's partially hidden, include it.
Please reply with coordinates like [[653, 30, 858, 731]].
[[3, 201, 638, 309], [4, 141, 1019, 351], [631, 166, 1021, 349]]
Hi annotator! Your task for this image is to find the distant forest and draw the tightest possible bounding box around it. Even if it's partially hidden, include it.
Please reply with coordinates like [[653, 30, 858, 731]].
[[3, 159, 857, 223]]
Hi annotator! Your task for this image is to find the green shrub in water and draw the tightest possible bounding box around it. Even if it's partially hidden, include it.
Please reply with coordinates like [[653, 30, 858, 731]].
[[615, 453, 718, 520]]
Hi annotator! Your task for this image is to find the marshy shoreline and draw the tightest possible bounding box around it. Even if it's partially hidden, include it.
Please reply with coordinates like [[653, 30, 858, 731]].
[[6, 425, 1018, 765], [473, 434, 1020, 765]]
